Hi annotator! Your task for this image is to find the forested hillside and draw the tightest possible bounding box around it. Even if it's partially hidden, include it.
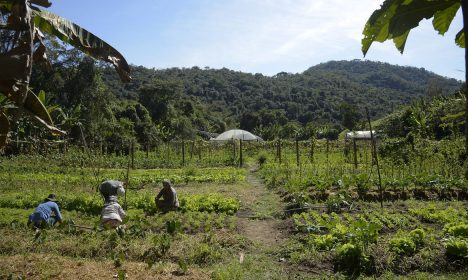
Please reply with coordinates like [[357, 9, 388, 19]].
[[24, 44, 461, 151], [102, 60, 460, 128]]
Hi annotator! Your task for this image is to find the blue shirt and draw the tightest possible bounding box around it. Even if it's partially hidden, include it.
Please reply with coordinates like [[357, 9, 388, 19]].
[[29, 201, 63, 223]]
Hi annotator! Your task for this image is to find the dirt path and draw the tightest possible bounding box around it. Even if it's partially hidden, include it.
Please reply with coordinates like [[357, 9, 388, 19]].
[[236, 165, 288, 247]]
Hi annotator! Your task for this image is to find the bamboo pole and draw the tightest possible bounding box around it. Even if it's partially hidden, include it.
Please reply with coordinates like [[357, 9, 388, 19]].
[[366, 107, 383, 209]]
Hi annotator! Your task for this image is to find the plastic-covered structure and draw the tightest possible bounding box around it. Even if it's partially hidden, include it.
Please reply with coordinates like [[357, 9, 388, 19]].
[[210, 129, 263, 141], [345, 131, 376, 140], [99, 180, 125, 202]]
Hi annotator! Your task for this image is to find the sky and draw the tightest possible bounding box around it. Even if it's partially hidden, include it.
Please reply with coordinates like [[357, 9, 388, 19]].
[[48, 0, 465, 80]]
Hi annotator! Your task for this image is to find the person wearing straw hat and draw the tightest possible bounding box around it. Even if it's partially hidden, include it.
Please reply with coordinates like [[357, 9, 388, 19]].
[[28, 194, 63, 228], [155, 179, 179, 212], [99, 180, 126, 229]]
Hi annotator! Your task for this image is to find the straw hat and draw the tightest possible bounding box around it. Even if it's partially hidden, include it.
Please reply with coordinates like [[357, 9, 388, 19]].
[[45, 193, 58, 202]]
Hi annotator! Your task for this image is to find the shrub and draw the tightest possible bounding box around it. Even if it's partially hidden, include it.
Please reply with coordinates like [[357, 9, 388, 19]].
[[389, 237, 416, 255], [445, 237, 468, 259], [256, 152, 268, 166]]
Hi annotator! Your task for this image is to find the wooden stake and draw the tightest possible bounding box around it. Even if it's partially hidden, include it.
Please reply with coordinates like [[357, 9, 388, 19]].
[[366, 107, 383, 209], [239, 139, 243, 167]]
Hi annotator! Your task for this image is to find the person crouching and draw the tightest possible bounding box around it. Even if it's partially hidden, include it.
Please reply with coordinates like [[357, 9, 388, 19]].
[[28, 194, 63, 229], [155, 179, 179, 212], [99, 180, 126, 229]]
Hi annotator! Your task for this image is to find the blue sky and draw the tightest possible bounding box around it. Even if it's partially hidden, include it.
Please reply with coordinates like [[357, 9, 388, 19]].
[[49, 0, 465, 80]]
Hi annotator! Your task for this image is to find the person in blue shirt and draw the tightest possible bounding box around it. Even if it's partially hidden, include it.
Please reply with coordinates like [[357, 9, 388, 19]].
[[28, 194, 63, 228]]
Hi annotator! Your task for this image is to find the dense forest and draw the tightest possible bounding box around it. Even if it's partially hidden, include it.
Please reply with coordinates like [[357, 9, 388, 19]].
[[9, 40, 461, 152], [102, 60, 460, 130]]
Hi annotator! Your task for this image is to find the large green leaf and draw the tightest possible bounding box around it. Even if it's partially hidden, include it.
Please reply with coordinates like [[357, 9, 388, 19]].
[[362, 0, 461, 55], [455, 28, 465, 48], [362, 0, 402, 56], [432, 1, 460, 35], [0, 111, 9, 149], [24, 89, 52, 125], [32, 8, 131, 82]]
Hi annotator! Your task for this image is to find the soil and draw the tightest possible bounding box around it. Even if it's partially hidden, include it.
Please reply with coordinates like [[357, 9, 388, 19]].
[[236, 165, 288, 247], [0, 254, 210, 280]]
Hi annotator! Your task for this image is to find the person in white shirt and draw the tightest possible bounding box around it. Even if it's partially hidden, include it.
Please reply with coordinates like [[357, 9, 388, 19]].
[[99, 180, 126, 229]]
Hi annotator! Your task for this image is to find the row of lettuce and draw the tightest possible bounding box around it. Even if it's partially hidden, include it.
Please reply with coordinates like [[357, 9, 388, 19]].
[[286, 203, 468, 275]]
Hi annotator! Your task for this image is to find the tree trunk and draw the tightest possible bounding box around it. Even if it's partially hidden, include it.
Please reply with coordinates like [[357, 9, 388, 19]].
[[462, 0, 468, 178]]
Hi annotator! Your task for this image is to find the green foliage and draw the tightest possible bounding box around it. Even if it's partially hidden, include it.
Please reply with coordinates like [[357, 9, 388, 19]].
[[188, 242, 223, 266], [142, 233, 172, 267], [334, 243, 371, 276], [256, 152, 268, 166], [409, 228, 426, 245], [180, 194, 240, 214], [96, 60, 460, 141], [166, 220, 181, 235], [362, 0, 461, 55], [389, 237, 417, 255], [445, 237, 468, 259], [446, 224, 468, 238]]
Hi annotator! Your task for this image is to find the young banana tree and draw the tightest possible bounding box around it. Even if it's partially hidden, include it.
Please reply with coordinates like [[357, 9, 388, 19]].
[[362, 0, 468, 177], [0, 0, 131, 149]]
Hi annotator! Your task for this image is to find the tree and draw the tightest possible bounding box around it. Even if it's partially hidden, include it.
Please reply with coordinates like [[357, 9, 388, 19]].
[[0, 0, 130, 149], [340, 102, 361, 131], [139, 79, 183, 124], [362, 0, 468, 176]]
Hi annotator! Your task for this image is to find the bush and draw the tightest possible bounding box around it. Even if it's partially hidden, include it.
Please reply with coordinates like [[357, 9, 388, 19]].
[[389, 237, 416, 255], [445, 237, 468, 259], [256, 152, 268, 166]]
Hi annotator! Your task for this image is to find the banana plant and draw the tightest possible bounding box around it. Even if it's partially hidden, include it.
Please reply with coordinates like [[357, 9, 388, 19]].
[[0, 0, 131, 149], [362, 0, 468, 174]]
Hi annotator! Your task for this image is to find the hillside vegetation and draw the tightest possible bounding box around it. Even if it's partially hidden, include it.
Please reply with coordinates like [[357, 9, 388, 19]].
[[16, 46, 461, 152]]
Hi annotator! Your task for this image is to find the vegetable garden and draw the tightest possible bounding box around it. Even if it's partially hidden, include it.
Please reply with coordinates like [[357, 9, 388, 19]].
[[0, 137, 467, 279]]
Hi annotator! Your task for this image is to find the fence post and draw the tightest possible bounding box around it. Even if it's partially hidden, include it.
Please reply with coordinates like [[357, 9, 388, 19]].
[[182, 140, 185, 166], [353, 138, 358, 169], [239, 139, 243, 167], [278, 139, 282, 165], [310, 137, 315, 163], [366, 107, 383, 209], [131, 140, 135, 169], [296, 136, 300, 166]]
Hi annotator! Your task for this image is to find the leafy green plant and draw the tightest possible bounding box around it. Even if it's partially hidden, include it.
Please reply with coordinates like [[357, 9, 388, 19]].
[[334, 243, 371, 276], [409, 228, 426, 246], [445, 237, 468, 259], [389, 237, 416, 255], [142, 233, 172, 267], [310, 234, 337, 251], [446, 224, 468, 238], [166, 220, 181, 235]]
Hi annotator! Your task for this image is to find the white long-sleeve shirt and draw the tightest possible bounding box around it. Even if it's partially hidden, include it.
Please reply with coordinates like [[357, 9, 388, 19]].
[[101, 202, 126, 223]]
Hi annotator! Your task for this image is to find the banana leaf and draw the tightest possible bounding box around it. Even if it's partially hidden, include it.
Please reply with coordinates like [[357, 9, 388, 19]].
[[32, 8, 131, 82], [0, 112, 9, 148]]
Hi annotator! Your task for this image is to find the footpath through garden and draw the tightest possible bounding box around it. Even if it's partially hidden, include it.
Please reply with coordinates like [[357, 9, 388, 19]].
[[234, 164, 291, 277]]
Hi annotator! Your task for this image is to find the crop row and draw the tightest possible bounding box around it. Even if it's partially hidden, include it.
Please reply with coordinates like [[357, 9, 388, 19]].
[[0, 191, 240, 215], [287, 204, 468, 275], [292, 203, 467, 233], [0, 207, 237, 235]]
